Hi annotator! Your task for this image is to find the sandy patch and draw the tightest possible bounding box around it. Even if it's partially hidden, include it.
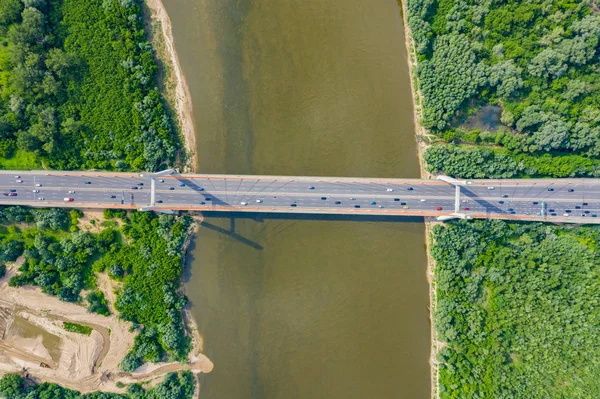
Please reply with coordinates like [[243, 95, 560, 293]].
[[0, 245, 212, 394], [144, 0, 198, 172]]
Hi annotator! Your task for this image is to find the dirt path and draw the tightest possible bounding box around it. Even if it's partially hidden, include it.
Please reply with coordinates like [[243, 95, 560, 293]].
[[399, 2, 441, 399], [144, 0, 198, 172]]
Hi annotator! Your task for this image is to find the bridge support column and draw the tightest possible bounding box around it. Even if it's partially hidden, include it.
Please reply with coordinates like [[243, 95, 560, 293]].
[[140, 169, 176, 208], [455, 185, 460, 214], [150, 178, 156, 206]]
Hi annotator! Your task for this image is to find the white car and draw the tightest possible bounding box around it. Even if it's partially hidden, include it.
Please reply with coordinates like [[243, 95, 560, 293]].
[[38, 197, 44, 201], [386, 188, 394, 192], [68, 190, 75, 194], [487, 186, 495, 190], [256, 199, 263, 203], [32, 189, 39, 193], [16, 180, 22, 183], [35, 183, 42, 187], [563, 213, 570, 217], [240, 202, 248, 205], [420, 199, 426, 202], [159, 179, 164, 183], [15, 175, 20, 178]]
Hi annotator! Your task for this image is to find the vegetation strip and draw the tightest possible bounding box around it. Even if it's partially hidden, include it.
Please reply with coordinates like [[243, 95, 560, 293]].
[[63, 322, 93, 336]]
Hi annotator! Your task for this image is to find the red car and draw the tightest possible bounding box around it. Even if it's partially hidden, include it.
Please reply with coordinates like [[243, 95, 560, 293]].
[[435, 206, 443, 211], [464, 207, 470, 210]]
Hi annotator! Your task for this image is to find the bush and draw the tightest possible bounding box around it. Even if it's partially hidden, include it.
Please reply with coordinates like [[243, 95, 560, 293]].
[[63, 322, 93, 335], [86, 290, 110, 316]]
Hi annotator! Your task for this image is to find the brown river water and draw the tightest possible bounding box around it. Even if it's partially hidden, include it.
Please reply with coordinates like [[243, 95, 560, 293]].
[[163, 0, 430, 397]]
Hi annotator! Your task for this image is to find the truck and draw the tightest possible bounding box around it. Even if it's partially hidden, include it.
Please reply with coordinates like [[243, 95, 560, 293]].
[[64, 198, 74, 202]]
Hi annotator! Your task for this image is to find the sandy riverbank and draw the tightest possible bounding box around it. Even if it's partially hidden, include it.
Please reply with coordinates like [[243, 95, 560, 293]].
[[0, 213, 213, 395], [144, 0, 198, 173], [398, 2, 441, 399]]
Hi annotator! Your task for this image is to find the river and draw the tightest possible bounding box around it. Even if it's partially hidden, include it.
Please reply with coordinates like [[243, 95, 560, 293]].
[[163, 0, 430, 397]]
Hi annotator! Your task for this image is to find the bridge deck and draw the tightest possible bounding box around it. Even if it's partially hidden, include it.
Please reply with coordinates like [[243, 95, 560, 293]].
[[0, 171, 598, 224]]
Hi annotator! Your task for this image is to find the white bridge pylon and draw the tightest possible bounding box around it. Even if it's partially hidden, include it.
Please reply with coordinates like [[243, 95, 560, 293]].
[[139, 168, 177, 210], [436, 175, 471, 221]]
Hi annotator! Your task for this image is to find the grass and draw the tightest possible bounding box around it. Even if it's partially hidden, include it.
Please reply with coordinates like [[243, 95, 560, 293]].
[[0, 150, 41, 170], [63, 322, 93, 336]]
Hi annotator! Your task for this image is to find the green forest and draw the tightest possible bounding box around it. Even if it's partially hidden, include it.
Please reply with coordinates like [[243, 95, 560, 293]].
[[0, 0, 179, 171], [406, 0, 600, 176], [0, 206, 193, 368], [431, 220, 600, 398], [0, 371, 195, 399]]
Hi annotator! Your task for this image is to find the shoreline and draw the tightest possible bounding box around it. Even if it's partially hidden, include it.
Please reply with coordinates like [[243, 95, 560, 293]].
[[398, 2, 440, 399], [144, 0, 198, 173]]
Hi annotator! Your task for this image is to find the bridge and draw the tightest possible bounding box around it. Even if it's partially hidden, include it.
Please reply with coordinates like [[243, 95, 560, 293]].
[[0, 170, 599, 224]]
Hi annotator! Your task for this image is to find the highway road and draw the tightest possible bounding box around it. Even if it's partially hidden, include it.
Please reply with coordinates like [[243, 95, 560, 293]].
[[0, 171, 599, 223]]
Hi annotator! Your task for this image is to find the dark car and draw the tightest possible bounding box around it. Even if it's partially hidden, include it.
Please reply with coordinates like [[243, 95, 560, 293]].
[[169, 187, 175, 190], [548, 209, 555, 212], [583, 202, 589, 206], [335, 201, 341, 205], [2, 193, 7, 196], [157, 200, 163, 203], [565, 210, 572, 213], [502, 194, 509, 198], [179, 183, 185, 187], [464, 207, 470, 210], [370, 201, 376, 205], [593, 214, 598, 218], [585, 210, 590, 214], [354, 205, 361, 208], [321, 197, 327, 200], [508, 208, 514, 211], [499, 201, 505, 204], [510, 211, 516, 214], [533, 202, 539, 205], [110, 195, 116, 198], [407, 187, 413, 191], [575, 205, 581, 209], [290, 203, 297, 207], [401, 202, 407, 205], [308, 186, 315, 190], [205, 197, 212, 201], [85, 181, 91, 184], [200, 201, 206, 205], [198, 187, 205, 191], [9, 189, 16, 192], [137, 182, 144, 186], [547, 188, 554, 191], [131, 186, 138, 190], [568, 188, 575, 192], [394, 198, 400, 202], [551, 213, 557, 216]]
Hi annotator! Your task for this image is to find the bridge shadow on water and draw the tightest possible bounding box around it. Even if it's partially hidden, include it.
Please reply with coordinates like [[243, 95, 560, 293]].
[[197, 212, 425, 250]]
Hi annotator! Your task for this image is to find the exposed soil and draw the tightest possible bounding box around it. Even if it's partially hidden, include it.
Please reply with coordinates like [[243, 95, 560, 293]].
[[0, 214, 213, 394]]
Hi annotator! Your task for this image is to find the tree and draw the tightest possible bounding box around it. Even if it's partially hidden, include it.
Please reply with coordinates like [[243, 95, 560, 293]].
[[0, 374, 27, 398], [531, 117, 571, 151], [489, 60, 523, 98], [562, 79, 587, 100], [0, 0, 22, 26], [528, 48, 568, 79]]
